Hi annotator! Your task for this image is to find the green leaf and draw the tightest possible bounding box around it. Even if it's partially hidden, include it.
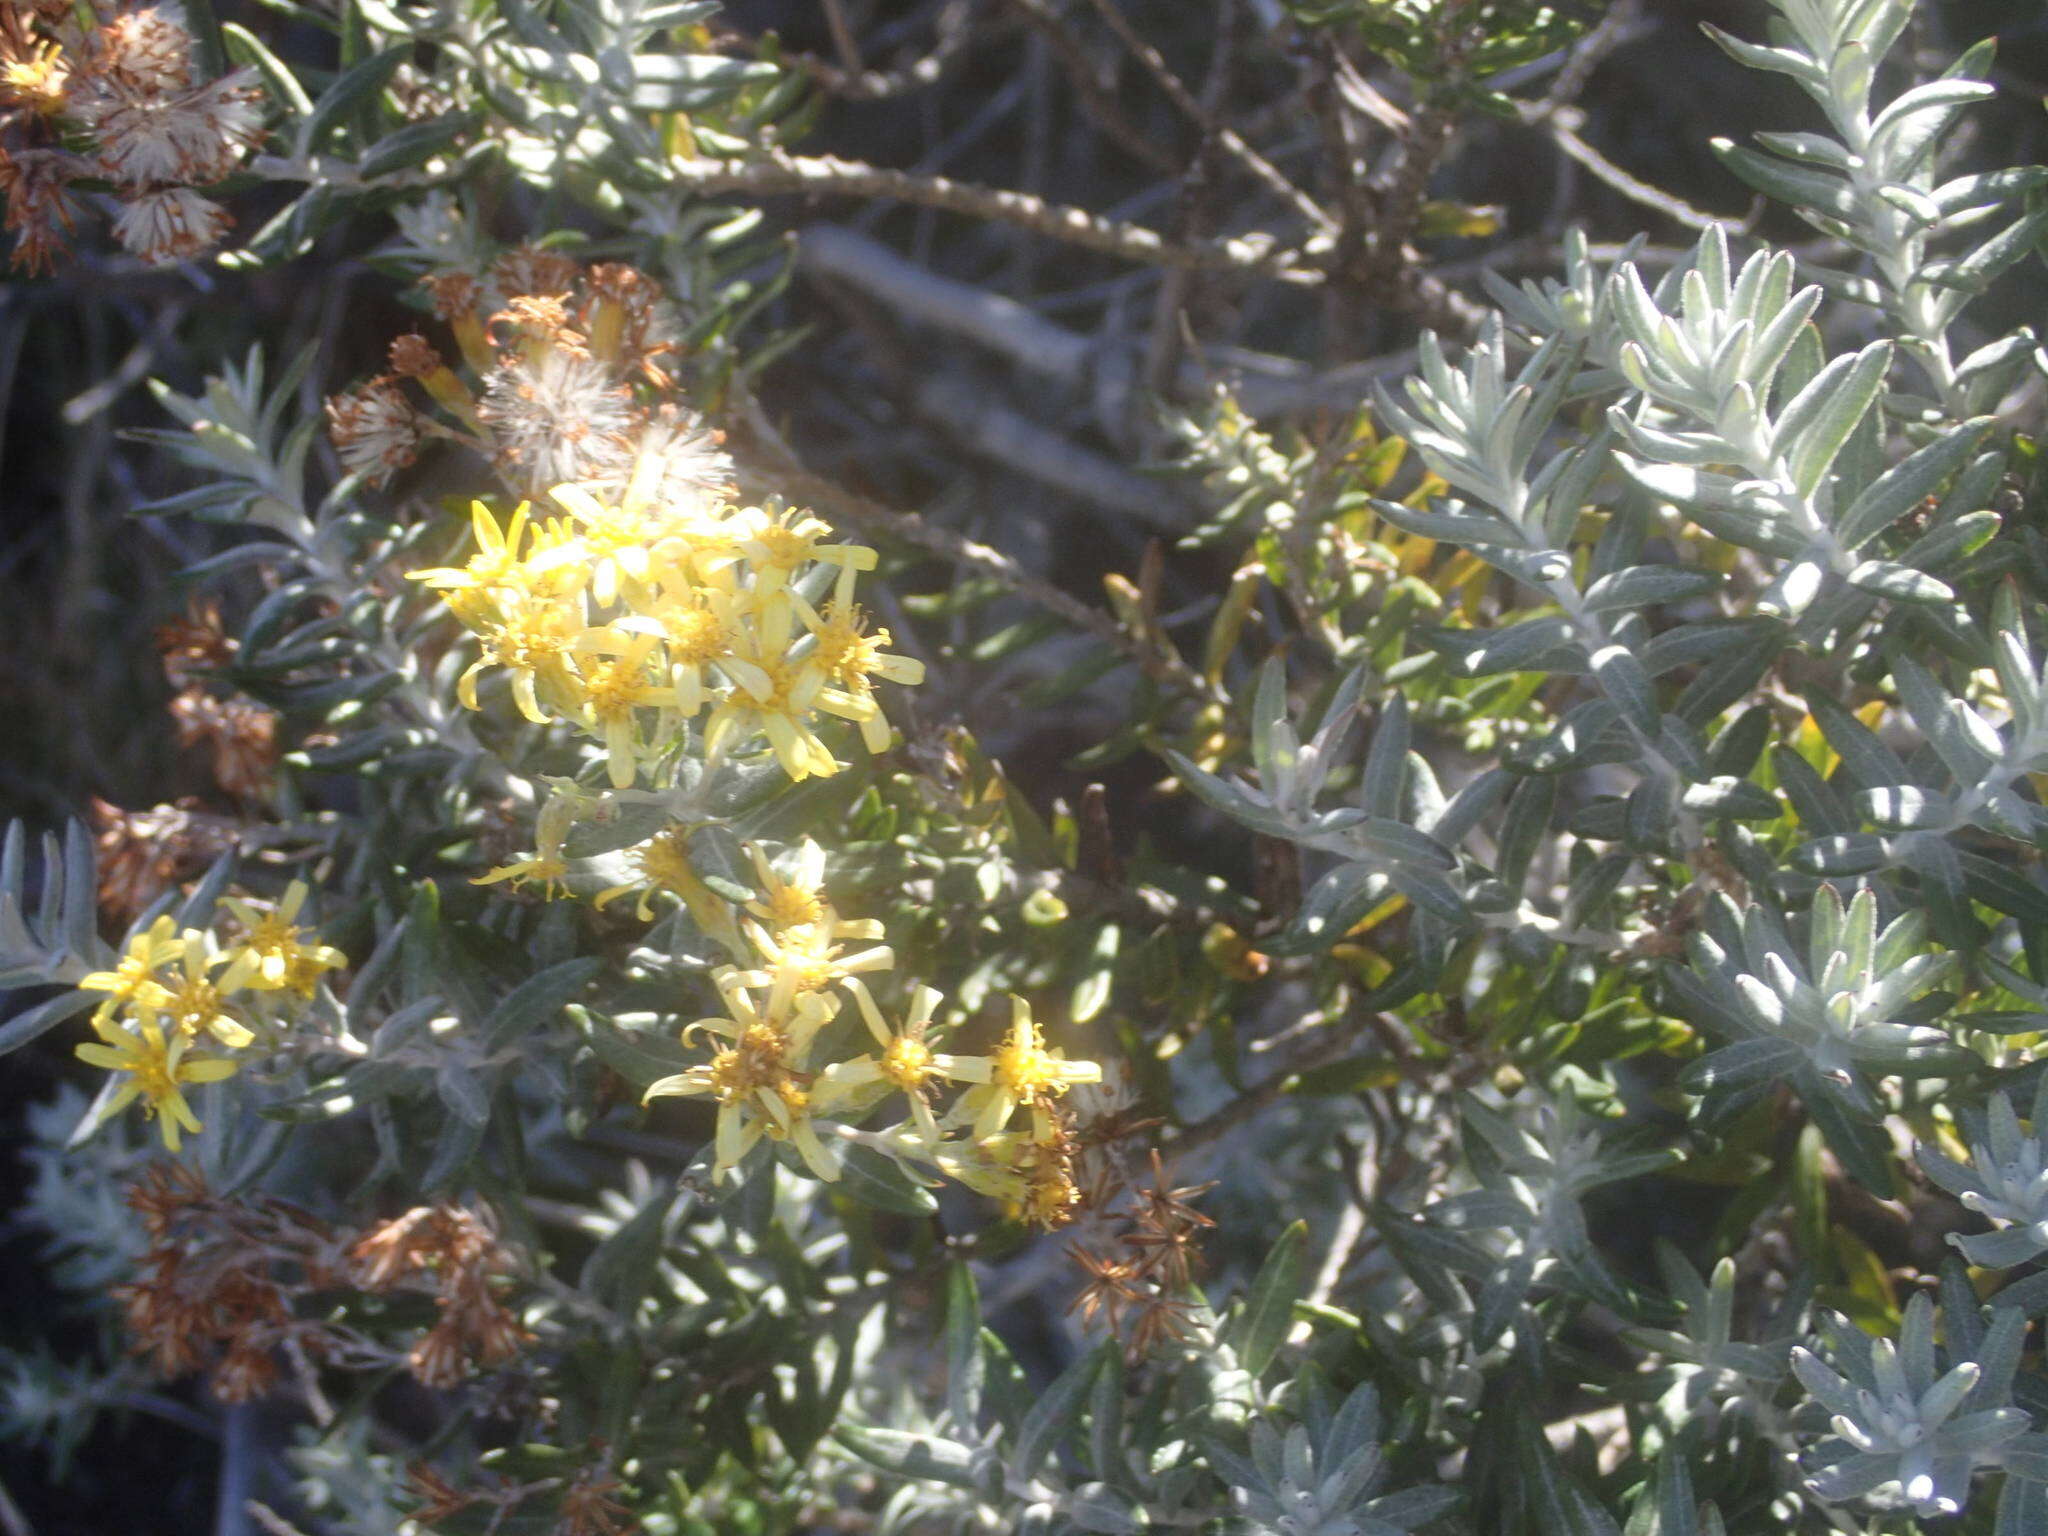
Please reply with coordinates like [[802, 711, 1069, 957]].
[[1777, 341, 1889, 498], [0, 988, 97, 1057], [1228, 1219, 1308, 1377], [297, 45, 410, 157], [485, 957, 601, 1049], [580, 1184, 676, 1314], [834, 1425, 983, 1490], [1837, 418, 1995, 550], [1071, 924, 1120, 1025], [1011, 1348, 1100, 1480], [357, 111, 480, 177], [945, 1261, 985, 1429], [1268, 861, 1388, 956], [835, 1142, 939, 1217]]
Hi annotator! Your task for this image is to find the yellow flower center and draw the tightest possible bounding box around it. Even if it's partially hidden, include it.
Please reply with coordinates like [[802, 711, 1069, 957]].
[[488, 608, 575, 669], [753, 523, 814, 570], [580, 506, 646, 555], [634, 830, 694, 891], [241, 913, 297, 961], [581, 656, 644, 719], [165, 977, 224, 1038], [992, 1024, 1062, 1096], [813, 604, 886, 688], [665, 605, 725, 662], [707, 1024, 787, 1103], [880, 1036, 934, 1092], [764, 883, 824, 929]]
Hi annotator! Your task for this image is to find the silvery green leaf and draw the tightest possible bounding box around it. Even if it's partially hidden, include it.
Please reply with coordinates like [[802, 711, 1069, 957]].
[[1836, 419, 1995, 549], [1362, 695, 1409, 821], [1228, 1220, 1307, 1378], [1848, 561, 1953, 604], [1063, 1483, 1142, 1534], [1391, 865, 1468, 924], [1431, 616, 1579, 677], [1807, 693, 1907, 788], [1751, 130, 1854, 170], [1778, 341, 1889, 498], [1711, 141, 1857, 219], [836, 1425, 985, 1490], [1249, 657, 1291, 798], [1855, 785, 1953, 830], [0, 988, 97, 1058], [1088, 1345, 1124, 1484], [837, 1143, 940, 1216], [1428, 767, 1511, 846], [485, 957, 602, 1048], [1756, 557, 1829, 621], [1684, 1037, 1802, 1093], [1364, 496, 1504, 547], [1270, 861, 1388, 956], [1952, 1225, 2048, 1270], [1996, 1461, 2048, 1535], [1354, 818, 1454, 871], [1680, 777, 1781, 820], [1496, 773, 1556, 888], [1582, 565, 1719, 614], [944, 1263, 984, 1431], [1475, 1252, 1537, 1348], [1010, 1348, 1099, 1481], [1893, 509, 2000, 575], [436, 1063, 490, 1127], [1163, 751, 1296, 840], [1700, 23, 1824, 87]]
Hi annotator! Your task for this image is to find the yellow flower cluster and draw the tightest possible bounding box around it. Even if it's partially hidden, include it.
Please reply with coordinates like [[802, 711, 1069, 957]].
[[73, 882, 344, 1149], [410, 468, 925, 790], [639, 839, 1101, 1226]]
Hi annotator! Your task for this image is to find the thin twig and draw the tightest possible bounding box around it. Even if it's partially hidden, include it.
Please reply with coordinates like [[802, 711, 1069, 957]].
[[667, 148, 1326, 281], [1160, 1026, 1363, 1159], [1535, 106, 1732, 232], [1076, 0, 1334, 234], [1001, 0, 1180, 174], [796, 0, 983, 100], [819, 0, 864, 76]]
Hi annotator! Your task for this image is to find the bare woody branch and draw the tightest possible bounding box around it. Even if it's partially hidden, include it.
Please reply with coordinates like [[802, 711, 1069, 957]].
[[667, 148, 1328, 282]]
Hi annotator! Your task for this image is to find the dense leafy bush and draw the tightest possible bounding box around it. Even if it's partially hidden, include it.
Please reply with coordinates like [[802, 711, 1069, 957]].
[[7, 0, 2048, 1531]]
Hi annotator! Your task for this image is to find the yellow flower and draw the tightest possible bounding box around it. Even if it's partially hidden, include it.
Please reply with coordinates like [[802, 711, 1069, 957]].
[[1, 40, 68, 117], [472, 852, 571, 898], [801, 596, 925, 753], [406, 501, 536, 598], [707, 601, 868, 781], [457, 593, 585, 725], [731, 504, 876, 598], [724, 914, 893, 1037], [648, 593, 736, 718], [569, 627, 675, 788], [814, 979, 984, 1145], [78, 915, 183, 1024], [146, 934, 255, 1050], [951, 996, 1101, 1139], [542, 481, 658, 607], [75, 1014, 238, 1152], [593, 825, 737, 943], [644, 982, 841, 1181], [218, 881, 346, 996], [741, 839, 833, 931]]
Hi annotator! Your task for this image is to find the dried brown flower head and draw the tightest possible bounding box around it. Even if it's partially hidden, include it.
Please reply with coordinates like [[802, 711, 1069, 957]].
[[326, 375, 423, 486], [168, 685, 278, 799]]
